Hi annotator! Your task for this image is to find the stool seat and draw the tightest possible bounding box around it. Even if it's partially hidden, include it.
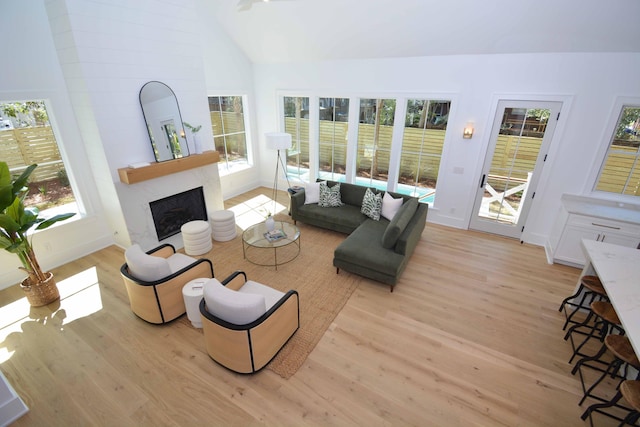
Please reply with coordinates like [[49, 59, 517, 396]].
[[582, 275, 607, 295], [181, 220, 212, 255], [559, 275, 609, 331], [621, 380, 640, 412], [210, 210, 237, 242], [606, 335, 640, 368], [592, 301, 621, 325]]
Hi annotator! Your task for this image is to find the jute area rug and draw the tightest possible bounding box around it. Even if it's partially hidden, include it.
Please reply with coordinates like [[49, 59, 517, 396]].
[[205, 214, 363, 379]]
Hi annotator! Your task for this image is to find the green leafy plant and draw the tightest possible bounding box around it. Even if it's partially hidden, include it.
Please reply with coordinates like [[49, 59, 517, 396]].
[[0, 162, 75, 285], [183, 122, 202, 134], [57, 169, 70, 187]]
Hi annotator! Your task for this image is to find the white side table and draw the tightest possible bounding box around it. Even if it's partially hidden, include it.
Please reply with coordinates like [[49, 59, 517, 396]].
[[183, 278, 207, 328]]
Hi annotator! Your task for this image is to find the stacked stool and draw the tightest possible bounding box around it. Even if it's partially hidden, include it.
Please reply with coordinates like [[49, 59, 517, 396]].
[[210, 210, 237, 242], [181, 220, 212, 255]]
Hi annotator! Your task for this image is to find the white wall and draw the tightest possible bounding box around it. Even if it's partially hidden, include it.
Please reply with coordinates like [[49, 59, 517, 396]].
[[253, 52, 640, 246], [0, 0, 112, 289], [0, 0, 257, 289], [197, 0, 262, 200]]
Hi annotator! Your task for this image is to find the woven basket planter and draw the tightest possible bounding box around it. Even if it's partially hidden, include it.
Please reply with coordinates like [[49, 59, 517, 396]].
[[20, 272, 60, 307]]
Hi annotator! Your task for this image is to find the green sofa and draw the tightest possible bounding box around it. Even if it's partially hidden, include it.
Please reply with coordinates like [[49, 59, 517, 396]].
[[290, 180, 428, 291]]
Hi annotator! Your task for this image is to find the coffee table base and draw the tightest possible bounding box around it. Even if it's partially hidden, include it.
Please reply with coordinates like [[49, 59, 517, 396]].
[[242, 238, 300, 270]]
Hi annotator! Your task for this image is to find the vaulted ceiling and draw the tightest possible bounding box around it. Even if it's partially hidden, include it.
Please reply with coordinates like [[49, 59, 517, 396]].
[[208, 0, 640, 63]]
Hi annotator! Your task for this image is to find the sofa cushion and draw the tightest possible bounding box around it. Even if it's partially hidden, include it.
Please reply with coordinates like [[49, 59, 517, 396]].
[[361, 188, 382, 220], [334, 219, 405, 276], [340, 182, 370, 207], [125, 244, 172, 282], [319, 182, 344, 207], [203, 278, 266, 325], [381, 198, 419, 249], [381, 192, 403, 221], [305, 181, 325, 204]]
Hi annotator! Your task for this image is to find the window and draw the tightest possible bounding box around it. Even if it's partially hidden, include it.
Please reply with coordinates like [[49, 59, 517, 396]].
[[318, 97, 349, 182], [283, 96, 310, 181], [0, 100, 77, 213], [398, 99, 451, 204], [595, 105, 640, 196], [356, 98, 396, 189], [209, 96, 249, 173]]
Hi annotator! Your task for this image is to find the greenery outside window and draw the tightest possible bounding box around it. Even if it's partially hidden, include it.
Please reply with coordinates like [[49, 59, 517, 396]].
[[399, 99, 451, 204], [283, 96, 310, 182], [356, 98, 396, 189], [209, 96, 249, 173], [595, 105, 640, 196], [318, 97, 349, 182], [0, 100, 77, 213]]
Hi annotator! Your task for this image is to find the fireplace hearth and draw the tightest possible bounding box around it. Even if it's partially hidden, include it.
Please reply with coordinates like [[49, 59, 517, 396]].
[[150, 187, 207, 240]]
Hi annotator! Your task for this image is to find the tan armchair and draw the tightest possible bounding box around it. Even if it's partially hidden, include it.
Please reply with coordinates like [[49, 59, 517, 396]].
[[199, 271, 299, 373], [120, 243, 214, 324]]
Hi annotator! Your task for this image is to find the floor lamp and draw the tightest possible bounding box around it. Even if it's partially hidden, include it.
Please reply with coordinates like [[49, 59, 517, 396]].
[[265, 132, 292, 214]]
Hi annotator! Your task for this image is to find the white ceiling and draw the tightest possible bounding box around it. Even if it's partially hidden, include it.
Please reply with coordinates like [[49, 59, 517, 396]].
[[208, 0, 640, 63]]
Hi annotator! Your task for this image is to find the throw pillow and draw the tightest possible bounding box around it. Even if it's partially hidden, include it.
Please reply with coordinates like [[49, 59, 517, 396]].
[[381, 192, 403, 221], [361, 188, 382, 220], [319, 182, 344, 207], [304, 181, 325, 204], [381, 198, 419, 249]]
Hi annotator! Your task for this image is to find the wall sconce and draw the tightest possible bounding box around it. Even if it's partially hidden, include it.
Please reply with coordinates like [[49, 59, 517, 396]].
[[463, 123, 474, 139]]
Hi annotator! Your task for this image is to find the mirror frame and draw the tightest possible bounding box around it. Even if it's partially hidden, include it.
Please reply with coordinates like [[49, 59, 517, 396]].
[[139, 81, 190, 162]]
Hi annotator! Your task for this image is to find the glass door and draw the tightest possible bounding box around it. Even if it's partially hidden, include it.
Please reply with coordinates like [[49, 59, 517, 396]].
[[469, 100, 561, 238]]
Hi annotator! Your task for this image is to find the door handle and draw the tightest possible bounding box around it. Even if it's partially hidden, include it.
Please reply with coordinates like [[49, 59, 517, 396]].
[[480, 174, 486, 188]]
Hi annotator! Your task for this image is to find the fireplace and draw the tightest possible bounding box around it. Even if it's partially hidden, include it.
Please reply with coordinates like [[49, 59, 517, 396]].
[[150, 187, 207, 240]]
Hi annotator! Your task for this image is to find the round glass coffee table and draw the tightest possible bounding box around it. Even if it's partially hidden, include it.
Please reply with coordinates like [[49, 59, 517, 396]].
[[242, 221, 300, 270]]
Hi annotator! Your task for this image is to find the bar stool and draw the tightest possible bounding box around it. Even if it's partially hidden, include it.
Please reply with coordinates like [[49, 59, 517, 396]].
[[559, 275, 609, 331], [564, 301, 623, 364], [575, 335, 640, 405], [581, 380, 640, 426]]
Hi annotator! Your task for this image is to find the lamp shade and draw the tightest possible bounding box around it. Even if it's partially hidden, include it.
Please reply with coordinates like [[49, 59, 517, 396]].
[[265, 132, 292, 150]]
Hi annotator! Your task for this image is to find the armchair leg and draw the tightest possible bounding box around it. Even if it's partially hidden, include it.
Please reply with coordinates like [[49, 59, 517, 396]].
[[336, 267, 340, 274], [390, 285, 393, 293]]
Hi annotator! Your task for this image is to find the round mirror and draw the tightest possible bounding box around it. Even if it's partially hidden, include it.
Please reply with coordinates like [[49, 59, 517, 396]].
[[139, 81, 190, 162]]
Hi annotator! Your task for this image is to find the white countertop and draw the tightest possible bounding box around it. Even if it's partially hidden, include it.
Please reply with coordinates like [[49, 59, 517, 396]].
[[563, 194, 640, 224], [582, 239, 640, 354]]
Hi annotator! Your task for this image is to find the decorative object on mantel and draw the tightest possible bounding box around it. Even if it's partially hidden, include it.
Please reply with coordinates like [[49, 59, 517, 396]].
[[139, 81, 190, 162], [183, 122, 203, 154], [0, 162, 76, 306]]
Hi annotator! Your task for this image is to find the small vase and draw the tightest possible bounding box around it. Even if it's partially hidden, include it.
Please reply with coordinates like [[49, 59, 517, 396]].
[[265, 216, 275, 232], [193, 134, 202, 154]]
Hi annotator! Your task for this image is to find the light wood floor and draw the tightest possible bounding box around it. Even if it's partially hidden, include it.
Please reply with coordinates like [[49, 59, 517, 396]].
[[0, 188, 625, 426]]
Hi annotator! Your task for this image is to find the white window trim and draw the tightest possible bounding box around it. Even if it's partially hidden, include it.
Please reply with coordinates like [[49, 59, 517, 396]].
[[208, 93, 254, 177], [588, 96, 640, 202]]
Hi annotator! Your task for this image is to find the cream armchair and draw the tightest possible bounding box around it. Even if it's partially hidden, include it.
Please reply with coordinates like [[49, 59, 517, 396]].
[[120, 243, 214, 324], [199, 271, 299, 373]]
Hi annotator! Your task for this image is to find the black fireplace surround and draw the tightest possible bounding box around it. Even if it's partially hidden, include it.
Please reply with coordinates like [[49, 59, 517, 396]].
[[150, 187, 207, 240]]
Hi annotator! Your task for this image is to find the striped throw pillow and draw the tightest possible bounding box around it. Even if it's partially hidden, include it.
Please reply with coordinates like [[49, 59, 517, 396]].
[[361, 188, 382, 220]]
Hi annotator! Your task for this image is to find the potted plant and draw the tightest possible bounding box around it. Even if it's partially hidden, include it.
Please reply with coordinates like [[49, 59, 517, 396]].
[[0, 162, 76, 306]]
